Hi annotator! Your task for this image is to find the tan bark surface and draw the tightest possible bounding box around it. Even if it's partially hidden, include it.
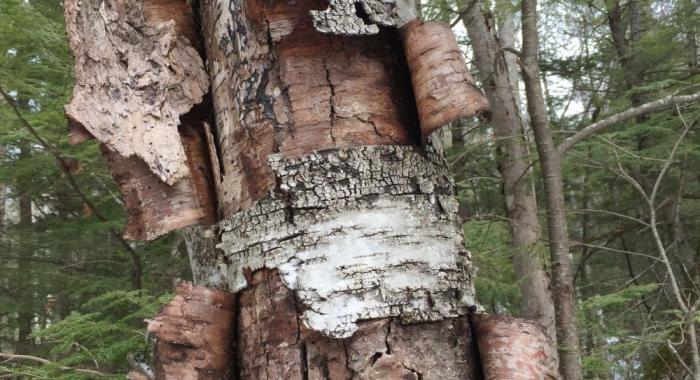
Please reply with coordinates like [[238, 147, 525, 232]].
[[64, 0, 208, 185], [64, 0, 217, 240], [202, 0, 423, 217]]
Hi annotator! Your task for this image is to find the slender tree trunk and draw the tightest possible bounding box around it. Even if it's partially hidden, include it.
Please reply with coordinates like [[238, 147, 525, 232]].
[[606, 0, 647, 111], [463, 0, 557, 344], [520, 0, 582, 379], [15, 166, 33, 354]]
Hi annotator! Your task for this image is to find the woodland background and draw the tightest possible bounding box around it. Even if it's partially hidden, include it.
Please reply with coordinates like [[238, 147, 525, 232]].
[[0, 0, 699, 378]]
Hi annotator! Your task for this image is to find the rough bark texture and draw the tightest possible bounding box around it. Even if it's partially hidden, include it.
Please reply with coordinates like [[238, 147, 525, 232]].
[[189, 146, 476, 338], [147, 282, 235, 379], [473, 314, 558, 380], [64, 0, 208, 185], [310, 0, 417, 35], [463, 0, 556, 344], [63, 0, 557, 377], [64, 0, 218, 240], [401, 19, 490, 138], [521, 1, 582, 378]]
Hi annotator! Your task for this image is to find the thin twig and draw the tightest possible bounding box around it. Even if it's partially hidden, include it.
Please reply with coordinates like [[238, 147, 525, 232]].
[[0, 353, 107, 377], [0, 85, 140, 262]]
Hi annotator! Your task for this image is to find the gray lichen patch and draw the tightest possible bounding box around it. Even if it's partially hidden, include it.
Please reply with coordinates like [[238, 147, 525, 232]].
[[310, 0, 417, 35], [191, 146, 477, 338], [64, 0, 209, 185]]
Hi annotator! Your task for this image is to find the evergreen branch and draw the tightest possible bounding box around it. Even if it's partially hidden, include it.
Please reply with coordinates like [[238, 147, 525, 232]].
[[0, 352, 107, 377], [558, 92, 700, 155], [0, 85, 141, 272]]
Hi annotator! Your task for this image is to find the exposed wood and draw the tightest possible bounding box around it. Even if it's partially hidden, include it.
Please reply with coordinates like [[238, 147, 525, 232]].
[[148, 282, 235, 379], [401, 19, 490, 138], [473, 314, 557, 380], [100, 121, 217, 241]]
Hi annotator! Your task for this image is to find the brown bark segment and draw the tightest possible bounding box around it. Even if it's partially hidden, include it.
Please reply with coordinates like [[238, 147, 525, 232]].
[[472, 314, 557, 380], [201, 0, 421, 218], [401, 19, 490, 138], [100, 120, 217, 241], [148, 282, 235, 380], [237, 268, 481, 380]]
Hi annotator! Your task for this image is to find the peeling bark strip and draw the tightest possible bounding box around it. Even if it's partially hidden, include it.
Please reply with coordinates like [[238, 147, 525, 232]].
[[64, 0, 208, 185], [148, 282, 235, 380], [64, 0, 217, 240], [236, 268, 481, 379], [473, 314, 558, 380], [401, 20, 490, 137], [201, 0, 423, 217], [187, 146, 477, 338]]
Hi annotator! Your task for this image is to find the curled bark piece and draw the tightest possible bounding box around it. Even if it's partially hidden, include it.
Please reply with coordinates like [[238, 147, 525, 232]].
[[401, 20, 490, 138], [148, 282, 235, 379], [472, 314, 558, 380], [64, 0, 209, 185]]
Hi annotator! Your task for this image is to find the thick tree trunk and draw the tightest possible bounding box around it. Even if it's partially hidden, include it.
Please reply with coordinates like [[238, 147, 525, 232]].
[[462, 0, 556, 344], [64, 0, 556, 378], [520, 0, 582, 379]]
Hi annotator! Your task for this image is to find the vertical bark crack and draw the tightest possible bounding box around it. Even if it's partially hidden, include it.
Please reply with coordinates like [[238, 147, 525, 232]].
[[322, 58, 337, 145]]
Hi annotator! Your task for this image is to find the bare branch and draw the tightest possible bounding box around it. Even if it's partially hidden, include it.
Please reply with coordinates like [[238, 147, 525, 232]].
[[558, 93, 700, 155], [0, 353, 107, 377]]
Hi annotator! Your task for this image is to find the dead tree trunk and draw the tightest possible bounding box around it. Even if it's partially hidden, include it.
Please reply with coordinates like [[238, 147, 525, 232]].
[[63, 0, 556, 378]]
